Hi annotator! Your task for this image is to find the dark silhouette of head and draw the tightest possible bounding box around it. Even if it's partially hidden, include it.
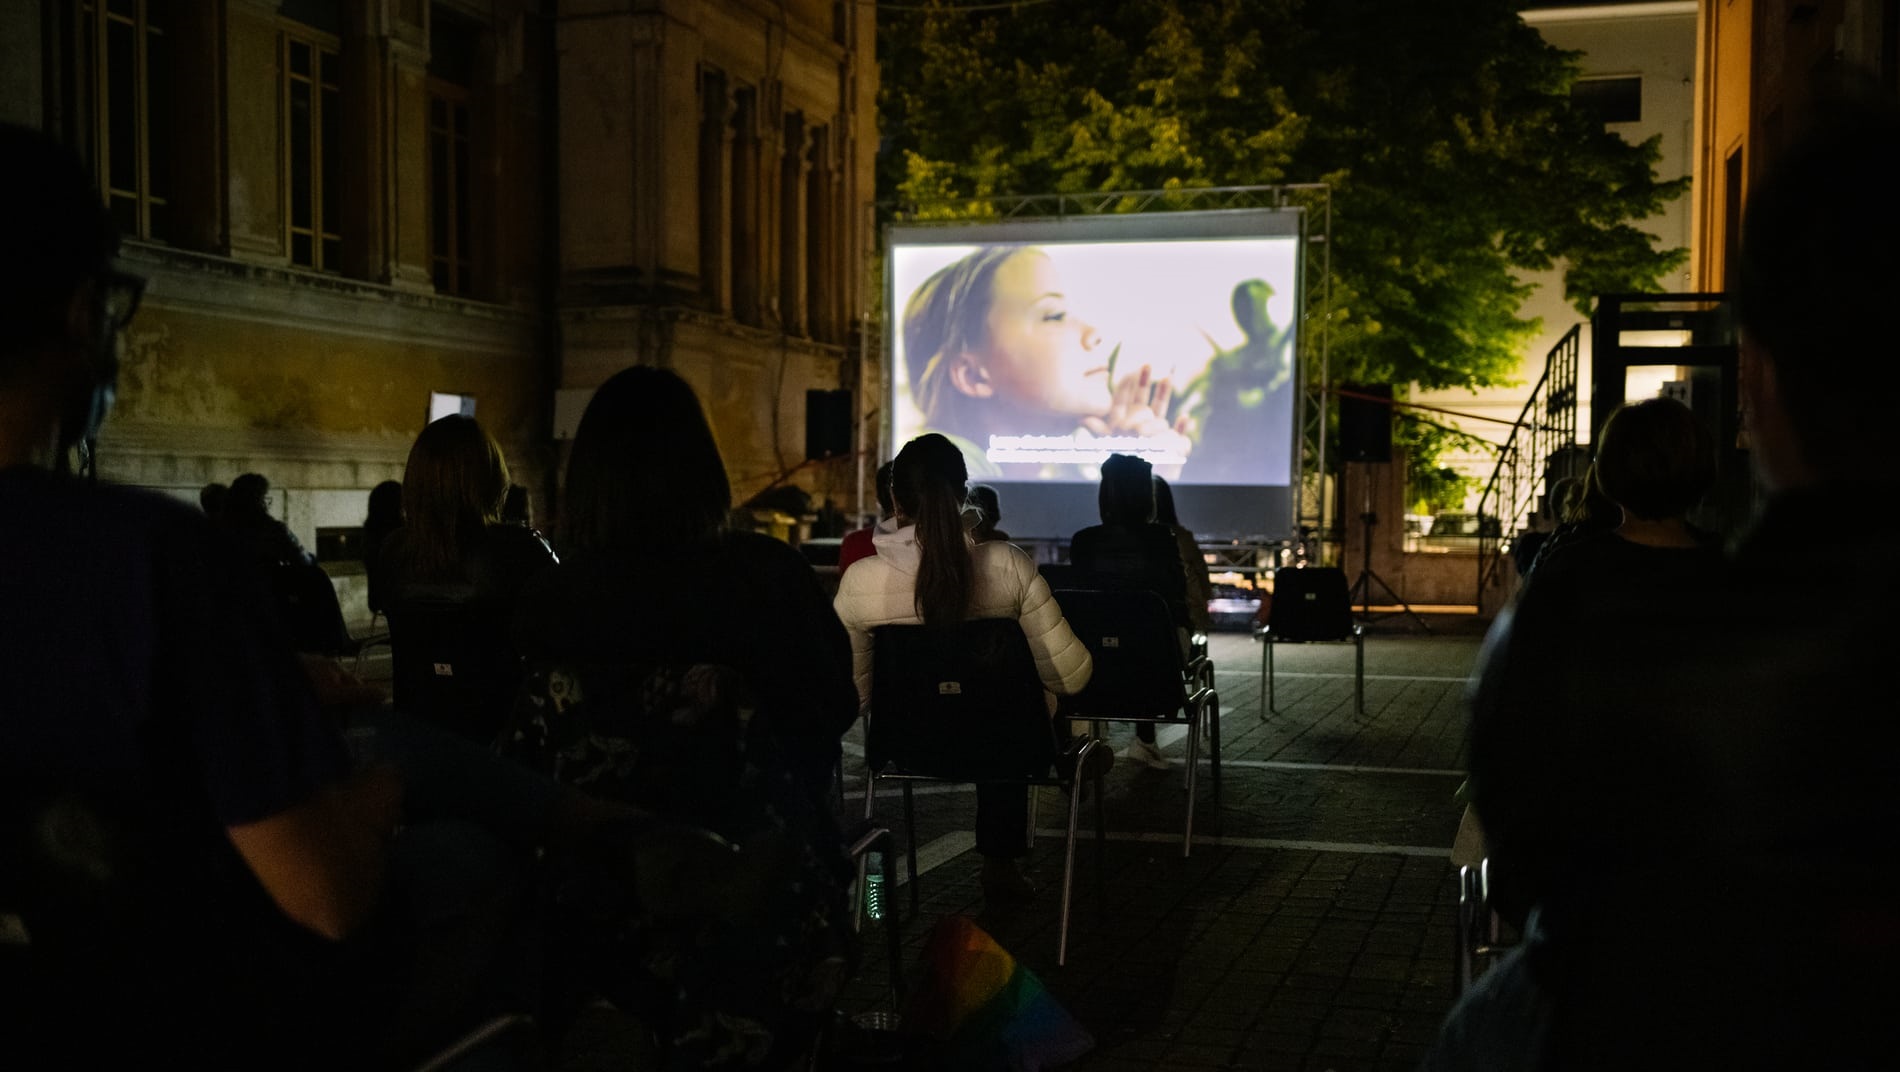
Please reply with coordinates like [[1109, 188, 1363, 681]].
[[501, 484, 531, 527], [563, 366, 731, 553], [365, 479, 403, 531], [968, 483, 1003, 536], [1098, 453, 1156, 526], [399, 415, 510, 581], [1591, 398, 1715, 523], [199, 482, 228, 519], [1738, 95, 1900, 487], [0, 123, 129, 466], [893, 432, 973, 625], [226, 473, 272, 519]]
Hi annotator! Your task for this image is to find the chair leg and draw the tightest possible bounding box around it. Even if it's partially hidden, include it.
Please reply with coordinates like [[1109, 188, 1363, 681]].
[[1057, 741, 1093, 967], [1355, 632, 1366, 716], [1182, 712, 1201, 858], [1208, 695, 1222, 795], [903, 782, 920, 915], [855, 773, 878, 932], [1456, 865, 1476, 993], [1259, 637, 1268, 715], [1025, 784, 1038, 849], [882, 843, 906, 1006]]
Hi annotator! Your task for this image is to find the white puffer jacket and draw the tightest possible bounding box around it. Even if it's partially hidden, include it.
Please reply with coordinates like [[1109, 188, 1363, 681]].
[[832, 525, 1093, 712]]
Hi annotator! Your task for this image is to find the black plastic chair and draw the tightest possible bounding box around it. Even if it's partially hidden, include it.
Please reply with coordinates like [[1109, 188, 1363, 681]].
[[864, 618, 1106, 966], [1051, 587, 1220, 857], [1256, 566, 1365, 717], [387, 587, 523, 745]]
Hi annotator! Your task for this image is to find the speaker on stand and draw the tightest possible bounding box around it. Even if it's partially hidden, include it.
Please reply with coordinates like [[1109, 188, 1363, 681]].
[[1337, 385, 1429, 633]]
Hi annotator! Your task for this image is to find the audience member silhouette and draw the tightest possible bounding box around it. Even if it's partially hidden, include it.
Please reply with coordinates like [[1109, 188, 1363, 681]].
[[218, 470, 357, 654], [1153, 475, 1215, 635], [507, 365, 856, 1067], [199, 480, 227, 520], [837, 459, 896, 576], [1522, 466, 1616, 577], [968, 482, 1011, 543], [0, 119, 579, 1071], [1430, 94, 1900, 1070], [1508, 475, 1576, 579], [1527, 397, 1720, 590], [833, 432, 1095, 904], [381, 415, 555, 743], [222, 471, 311, 568], [360, 478, 403, 618], [1068, 452, 1192, 770], [500, 482, 533, 530]]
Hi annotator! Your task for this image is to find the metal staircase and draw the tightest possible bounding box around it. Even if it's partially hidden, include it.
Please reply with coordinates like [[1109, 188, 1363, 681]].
[[1475, 324, 1583, 604]]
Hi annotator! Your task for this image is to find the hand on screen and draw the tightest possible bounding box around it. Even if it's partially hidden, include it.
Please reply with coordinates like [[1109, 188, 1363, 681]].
[[1081, 364, 1194, 458]]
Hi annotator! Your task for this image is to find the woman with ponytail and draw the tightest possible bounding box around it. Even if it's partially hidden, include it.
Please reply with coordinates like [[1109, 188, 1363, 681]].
[[833, 432, 1096, 902]]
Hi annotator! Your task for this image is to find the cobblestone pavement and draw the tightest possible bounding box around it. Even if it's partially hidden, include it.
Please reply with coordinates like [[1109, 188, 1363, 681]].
[[355, 613, 1489, 1070], [838, 621, 1488, 1071]]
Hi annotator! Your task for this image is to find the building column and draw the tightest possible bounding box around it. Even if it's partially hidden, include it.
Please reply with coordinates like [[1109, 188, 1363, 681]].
[[729, 84, 761, 326], [698, 69, 731, 311], [779, 113, 811, 336], [342, 0, 431, 291]]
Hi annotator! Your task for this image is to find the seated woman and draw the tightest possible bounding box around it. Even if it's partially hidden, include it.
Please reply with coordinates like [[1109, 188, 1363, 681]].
[[507, 366, 857, 1067], [1067, 452, 1192, 770], [381, 415, 556, 742], [833, 432, 1095, 903]]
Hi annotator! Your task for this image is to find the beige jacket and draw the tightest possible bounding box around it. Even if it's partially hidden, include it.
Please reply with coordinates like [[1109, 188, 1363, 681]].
[[832, 526, 1093, 712]]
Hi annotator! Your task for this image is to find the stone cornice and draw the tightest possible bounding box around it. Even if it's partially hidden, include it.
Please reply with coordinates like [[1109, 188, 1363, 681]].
[[121, 242, 539, 356]]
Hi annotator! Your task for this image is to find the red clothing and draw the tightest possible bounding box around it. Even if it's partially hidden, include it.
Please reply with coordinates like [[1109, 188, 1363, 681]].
[[837, 526, 878, 575]]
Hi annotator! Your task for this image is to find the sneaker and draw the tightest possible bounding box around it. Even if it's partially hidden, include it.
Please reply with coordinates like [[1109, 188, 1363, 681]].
[[1124, 736, 1175, 771], [980, 858, 1038, 904]]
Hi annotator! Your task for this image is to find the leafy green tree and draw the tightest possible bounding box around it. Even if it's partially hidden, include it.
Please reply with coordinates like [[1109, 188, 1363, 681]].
[[879, 0, 1687, 483]]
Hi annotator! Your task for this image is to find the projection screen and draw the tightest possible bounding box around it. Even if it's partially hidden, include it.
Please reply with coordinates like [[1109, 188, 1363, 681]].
[[887, 209, 1303, 540]]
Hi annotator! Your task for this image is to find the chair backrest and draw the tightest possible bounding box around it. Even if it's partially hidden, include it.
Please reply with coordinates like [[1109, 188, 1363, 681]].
[[1267, 566, 1355, 641], [868, 618, 1057, 781], [1050, 588, 1189, 720], [1037, 562, 1082, 592], [388, 587, 523, 744]]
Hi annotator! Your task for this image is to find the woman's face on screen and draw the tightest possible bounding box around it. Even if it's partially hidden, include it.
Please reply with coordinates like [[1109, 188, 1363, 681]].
[[974, 250, 1111, 417]]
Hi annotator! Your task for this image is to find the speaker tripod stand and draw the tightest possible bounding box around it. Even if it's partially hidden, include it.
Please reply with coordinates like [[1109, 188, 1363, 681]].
[[1347, 464, 1431, 633]]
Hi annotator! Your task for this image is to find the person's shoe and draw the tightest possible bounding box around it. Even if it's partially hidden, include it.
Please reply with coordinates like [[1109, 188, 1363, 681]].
[[1124, 736, 1175, 771], [980, 858, 1038, 905]]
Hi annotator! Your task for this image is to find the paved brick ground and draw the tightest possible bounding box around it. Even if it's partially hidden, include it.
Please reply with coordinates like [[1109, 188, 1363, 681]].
[[356, 612, 1489, 1070], [837, 621, 1489, 1071]]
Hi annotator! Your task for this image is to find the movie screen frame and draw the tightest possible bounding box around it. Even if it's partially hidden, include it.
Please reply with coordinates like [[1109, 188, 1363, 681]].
[[884, 209, 1304, 541]]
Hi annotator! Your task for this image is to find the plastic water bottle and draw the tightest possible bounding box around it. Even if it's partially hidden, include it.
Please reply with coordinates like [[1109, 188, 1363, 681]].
[[864, 852, 886, 921]]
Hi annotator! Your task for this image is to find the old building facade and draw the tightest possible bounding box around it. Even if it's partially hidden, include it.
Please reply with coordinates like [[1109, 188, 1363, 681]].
[[1, 0, 875, 584]]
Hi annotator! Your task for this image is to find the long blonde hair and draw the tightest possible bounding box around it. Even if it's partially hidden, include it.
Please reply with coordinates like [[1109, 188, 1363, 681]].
[[902, 247, 1020, 426]]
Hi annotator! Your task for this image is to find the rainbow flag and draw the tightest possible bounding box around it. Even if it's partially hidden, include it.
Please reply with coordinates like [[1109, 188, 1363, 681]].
[[903, 915, 1095, 1070]]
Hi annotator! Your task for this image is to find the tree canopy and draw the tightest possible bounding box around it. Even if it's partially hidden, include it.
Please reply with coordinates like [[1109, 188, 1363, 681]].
[[879, 0, 1688, 413]]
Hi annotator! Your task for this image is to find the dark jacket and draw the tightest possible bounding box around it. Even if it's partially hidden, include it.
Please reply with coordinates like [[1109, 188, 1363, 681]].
[[1468, 484, 1900, 1066]]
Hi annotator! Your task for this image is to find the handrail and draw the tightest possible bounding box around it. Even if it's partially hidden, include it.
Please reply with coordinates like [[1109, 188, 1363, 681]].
[[1474, 324, 1583, 602]]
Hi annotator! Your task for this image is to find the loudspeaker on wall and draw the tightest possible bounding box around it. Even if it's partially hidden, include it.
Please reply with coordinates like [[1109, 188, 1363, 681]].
[[1339, 384, 1393, 463], [805, 389, 853, 460]]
